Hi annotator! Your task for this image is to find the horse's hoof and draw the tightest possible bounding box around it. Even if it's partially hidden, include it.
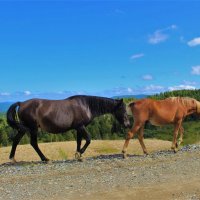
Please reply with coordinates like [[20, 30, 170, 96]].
[[10, 158, 17, 164], [75, 152, 80, 159], [75, 152, 82, 160], [122, 153, 127, 159], [42, 157, 50, 162], [78, 157, 84, 162], [174, 148, 178, 153], [45, 159, 52, 164]]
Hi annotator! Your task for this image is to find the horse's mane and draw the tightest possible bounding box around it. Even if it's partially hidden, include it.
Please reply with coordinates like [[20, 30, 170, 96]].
[[196, 101, 200, 113], [167, 97, 199, 110], [68, 95, 117, 114]]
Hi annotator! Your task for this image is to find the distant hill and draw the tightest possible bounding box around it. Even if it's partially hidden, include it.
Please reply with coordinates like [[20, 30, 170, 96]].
[[0, 102, 13, 113], [0, 94, 148, 113], [112, 94, 148, 99]]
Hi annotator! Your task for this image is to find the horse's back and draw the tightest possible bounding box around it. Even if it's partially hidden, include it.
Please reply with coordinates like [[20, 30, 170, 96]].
[[130, 98, 182, 125], [18, 99, 70, 131]]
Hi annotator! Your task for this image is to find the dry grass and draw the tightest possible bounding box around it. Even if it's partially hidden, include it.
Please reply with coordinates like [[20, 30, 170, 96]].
[[0, 139, 171, 164]]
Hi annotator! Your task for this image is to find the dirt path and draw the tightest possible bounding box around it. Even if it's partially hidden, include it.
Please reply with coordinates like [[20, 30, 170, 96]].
[[0, 142, 200, 200]]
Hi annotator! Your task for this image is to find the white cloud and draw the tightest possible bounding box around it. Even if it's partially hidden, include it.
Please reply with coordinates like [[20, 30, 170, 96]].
[[101, 85, 167, 96], [168, 85, 196, 91], [170, 25, 177, 29], [144, 84, 164, 91], [24, 91, 31, 95], [0, 90, 86, 102], [187, 37, 200, 47], [191, 66, 200, 75], [131, 84, 165, 95], [0, 92, 10, 96], [114, 87, 134, 95], [100, 87, 136, 97], [130, 53, 144, 60], [127, 87, 133, 93], [183, 80, 196, 85], [142, 74, 153, 80], [148, 31, 168, 44], [148, 25, 177, 44]]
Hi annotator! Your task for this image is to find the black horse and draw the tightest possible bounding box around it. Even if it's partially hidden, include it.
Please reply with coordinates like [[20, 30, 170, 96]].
[[7, 95, 130, 162]]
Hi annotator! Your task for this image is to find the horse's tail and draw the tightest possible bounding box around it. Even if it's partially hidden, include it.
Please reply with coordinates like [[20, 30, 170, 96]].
[[125, 101, 135, 116], [6, 102, 29, 132]]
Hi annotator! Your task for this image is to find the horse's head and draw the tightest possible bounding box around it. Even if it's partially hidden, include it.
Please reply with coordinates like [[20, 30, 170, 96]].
[[114, 99, 130, 128]]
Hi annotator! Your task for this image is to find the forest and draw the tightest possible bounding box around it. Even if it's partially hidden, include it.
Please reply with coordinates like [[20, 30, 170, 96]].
[[0, 89, 200, 147]]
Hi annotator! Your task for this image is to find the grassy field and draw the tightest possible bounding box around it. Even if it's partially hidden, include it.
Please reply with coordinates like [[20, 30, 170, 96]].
[[0, 139, 172, 164]]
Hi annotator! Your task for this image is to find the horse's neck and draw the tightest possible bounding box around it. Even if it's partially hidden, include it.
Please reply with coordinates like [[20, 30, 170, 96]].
[[89, 99, 115, 117], [181, 98, 198, 115]]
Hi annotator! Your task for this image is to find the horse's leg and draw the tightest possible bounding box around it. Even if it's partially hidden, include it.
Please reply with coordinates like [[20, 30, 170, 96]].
[[9, 130, 25, 163], [75, 130, 83, 160], [178, 126, 184, 146], [30, 130, 49, 162], [77, 126, 91, 154], [138, 125, 148, 155], [79, 126, 91, 155], [74, 126, 91, 161], [122, 123, 141, 159], [76, 131, 82, 152], [171, 120, 182, 153]]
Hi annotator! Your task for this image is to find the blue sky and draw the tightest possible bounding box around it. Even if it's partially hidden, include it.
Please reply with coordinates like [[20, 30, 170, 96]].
[[0, 1, 200, 102]]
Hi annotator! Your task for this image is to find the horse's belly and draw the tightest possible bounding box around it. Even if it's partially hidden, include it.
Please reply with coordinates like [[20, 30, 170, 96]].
[[39, 117, 71, 133], [149, 117, 172, 126], [40, 124, 69, 133], [149, 118, 163, 126]]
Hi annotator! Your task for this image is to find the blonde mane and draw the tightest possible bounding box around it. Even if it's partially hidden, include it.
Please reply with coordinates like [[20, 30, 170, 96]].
[[196, 101, 200, 113], [167, 97, 200, 113]]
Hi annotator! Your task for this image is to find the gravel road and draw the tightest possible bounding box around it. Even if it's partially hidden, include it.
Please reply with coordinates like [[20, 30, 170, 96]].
[[0, 145, 200, 200]]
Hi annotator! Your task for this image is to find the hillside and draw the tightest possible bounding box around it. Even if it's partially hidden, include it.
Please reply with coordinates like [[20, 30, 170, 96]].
[[0, 102, 12, 113]]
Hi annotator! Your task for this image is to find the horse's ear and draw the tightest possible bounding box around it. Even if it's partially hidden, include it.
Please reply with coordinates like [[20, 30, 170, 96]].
[[119, 98, 123, 104], [117, 99, 123, 106]]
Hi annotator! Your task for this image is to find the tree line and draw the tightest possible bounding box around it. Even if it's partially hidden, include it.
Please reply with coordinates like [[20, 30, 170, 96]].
[[0, 89, 200, 147], [150, 89, 200, 101]]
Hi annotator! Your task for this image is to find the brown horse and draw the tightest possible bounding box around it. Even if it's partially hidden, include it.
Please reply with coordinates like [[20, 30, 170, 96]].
[[7, 95, 130, 162], [122, 97, 200, 158]]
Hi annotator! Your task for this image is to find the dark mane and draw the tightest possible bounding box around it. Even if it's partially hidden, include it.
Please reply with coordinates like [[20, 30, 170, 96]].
[[68, 95, 117, 115]]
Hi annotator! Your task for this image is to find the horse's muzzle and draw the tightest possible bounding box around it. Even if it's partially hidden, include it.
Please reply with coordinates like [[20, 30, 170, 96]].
[[124, 121, 131, 129]]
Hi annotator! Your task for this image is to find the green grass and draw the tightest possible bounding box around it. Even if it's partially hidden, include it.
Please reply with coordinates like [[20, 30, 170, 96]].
[[182, 121, 200, 145], [142, 121, 200, 145], [58, 148, 68, 160], [94, 146, 119, 154]]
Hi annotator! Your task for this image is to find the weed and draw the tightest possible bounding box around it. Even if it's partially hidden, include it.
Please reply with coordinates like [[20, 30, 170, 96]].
[[94, 146, 119, 154], [58, 148, 68, 160]]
